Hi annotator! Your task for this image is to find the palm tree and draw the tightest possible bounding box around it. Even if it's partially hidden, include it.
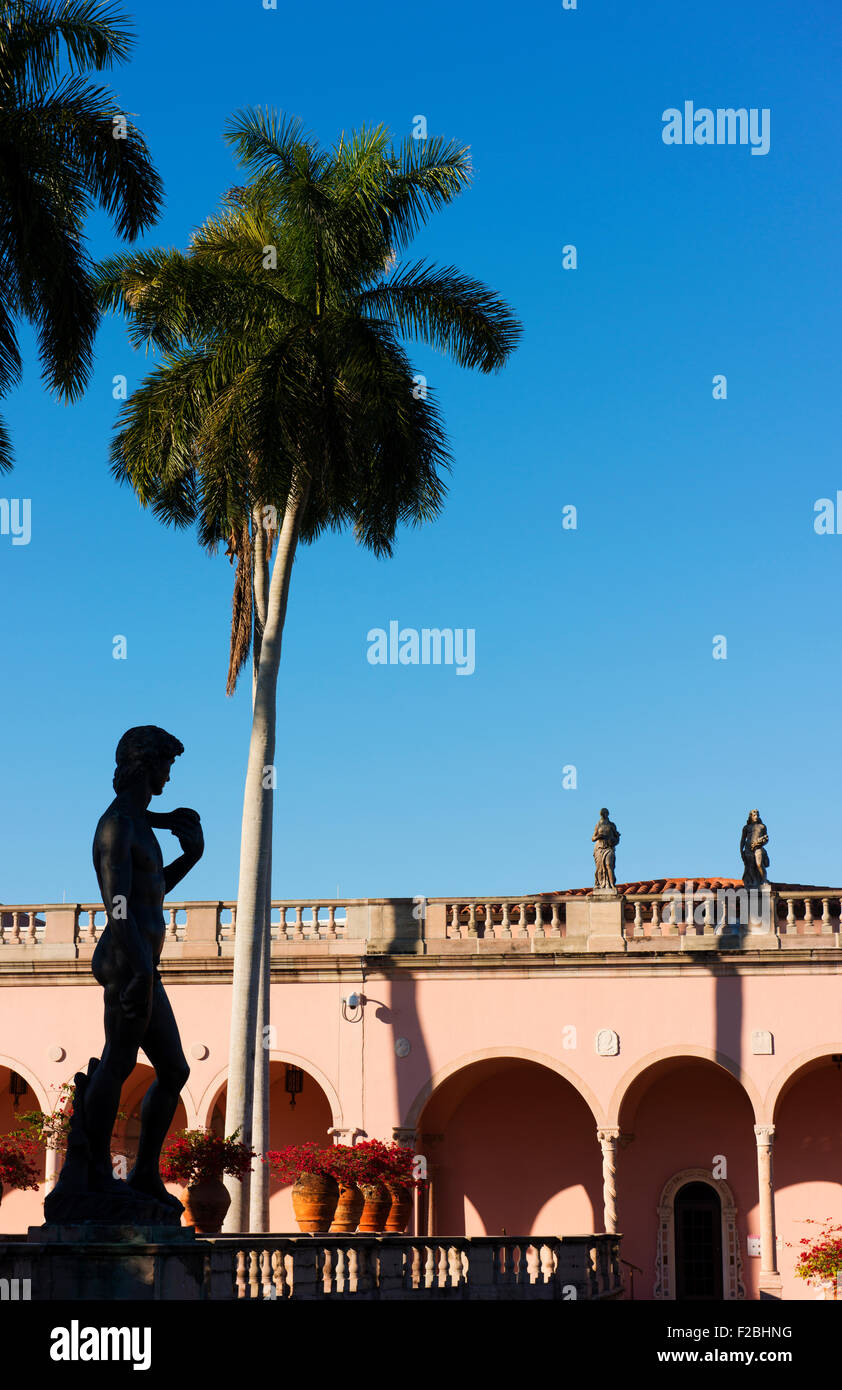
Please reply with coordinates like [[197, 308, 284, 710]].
[[0, 0, 162, 471], [97, 110, 521, 1229]]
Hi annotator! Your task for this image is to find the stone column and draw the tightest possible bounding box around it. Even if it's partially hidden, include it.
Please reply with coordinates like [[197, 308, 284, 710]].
[[392, 1126, 418, 1237], [597, 1127, 621, 1234], [754, 1124, 782, 1298], [44, 1146, 60, 1190]]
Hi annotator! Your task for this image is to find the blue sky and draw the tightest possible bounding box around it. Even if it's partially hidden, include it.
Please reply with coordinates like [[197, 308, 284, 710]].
[[2, 0, 841, 904]]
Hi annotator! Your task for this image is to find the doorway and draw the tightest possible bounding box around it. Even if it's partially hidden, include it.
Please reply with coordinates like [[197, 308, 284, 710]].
[[674, 1181, 724, 1300]]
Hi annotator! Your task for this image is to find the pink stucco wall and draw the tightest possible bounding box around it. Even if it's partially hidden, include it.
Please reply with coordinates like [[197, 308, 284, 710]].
[[1, 953, 840, 1299]]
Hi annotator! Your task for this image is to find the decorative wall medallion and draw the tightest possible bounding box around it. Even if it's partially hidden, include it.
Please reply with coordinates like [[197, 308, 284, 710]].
[[596, 1029, 619, 1056], [190, 1042, 209, 1061], [395, 1038, 411, 1058], [47, 1045, 65, 1062], [751, 1030, 773, 1055]]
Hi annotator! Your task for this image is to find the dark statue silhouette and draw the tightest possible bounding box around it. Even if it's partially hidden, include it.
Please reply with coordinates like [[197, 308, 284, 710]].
[[45, 727, 203, 1225]]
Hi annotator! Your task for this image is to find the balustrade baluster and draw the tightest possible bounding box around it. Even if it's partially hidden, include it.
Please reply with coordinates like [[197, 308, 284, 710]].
[[549, 900, 561, 938], [86, 909, 97, 944], [447, 1245, 462, 1286], [325, 905, 337, 940], [424, 1243, 435, 1289], [437, 1245, 448, 1289], [632, 902, 643, 937], [703, 894, 714, 933], [248, 1249, 259, 1299], [322, 1245, 334, 1294], [468, 902, 477, 937], [11, 911, 21, 945], [500, 903, 512, 939], [235, 1250, 247, 1299], [533, 900, 545, 939], [540, 1243, 554, 1283], [784, 897, 795, 934], [651, 900, 662, 936], [526, 1245, 540, 1284], [803, 897, 814, 932], [821, 898, 832, 934], [292, 905, 304, 941], [259, 1249, 272, 1299], [167, 907, 178, 941], [26, 911, 37, 944], [450, 903, 462, 940], [347, 1246, 359, 1294], [272, 1249, 285, 1298]]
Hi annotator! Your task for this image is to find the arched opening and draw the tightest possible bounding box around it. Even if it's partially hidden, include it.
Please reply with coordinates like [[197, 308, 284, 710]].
[[771, 1056, 842, 1300], [617, 1057, 754, 1298], [415, 1057, 599, 1237], [209, 1062, 333, 1231], [0, 1063, 47, 1230], [674, 1180, 724, 1301]]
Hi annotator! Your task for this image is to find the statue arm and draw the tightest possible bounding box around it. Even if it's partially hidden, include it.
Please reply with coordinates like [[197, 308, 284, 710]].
[[96, 814, 153, 979], [154, 808, 204, 893]]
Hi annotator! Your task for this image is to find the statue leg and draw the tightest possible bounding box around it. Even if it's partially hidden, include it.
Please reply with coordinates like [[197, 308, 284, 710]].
[[127, 979, 189, 1208], [83, 992, 143, 1188]]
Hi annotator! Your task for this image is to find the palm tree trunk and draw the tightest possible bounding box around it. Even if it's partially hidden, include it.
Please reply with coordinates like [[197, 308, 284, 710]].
[[249, 505, 271, 1234], [223, 474, 310, 1231]]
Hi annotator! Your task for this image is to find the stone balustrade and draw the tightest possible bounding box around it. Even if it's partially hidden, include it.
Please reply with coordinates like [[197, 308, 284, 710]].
[[1, 886, 840, 961], [204, 1233, 623, 1300], [0, 1232, 623, 1301]]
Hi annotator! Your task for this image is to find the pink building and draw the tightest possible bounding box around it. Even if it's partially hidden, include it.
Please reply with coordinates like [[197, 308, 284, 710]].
[[1, 876, 840, 1300]]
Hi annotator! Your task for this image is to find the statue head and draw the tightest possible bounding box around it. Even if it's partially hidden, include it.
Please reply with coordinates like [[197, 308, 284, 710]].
[[748, 808, 760, 823], [600, 807, 610, 819], [113, 726, 184, 796]]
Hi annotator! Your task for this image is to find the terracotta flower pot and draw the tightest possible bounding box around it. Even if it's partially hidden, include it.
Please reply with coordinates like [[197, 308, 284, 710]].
[[385, 1182, 412, 1234], [180, 1176, 230, 1234], [357, 1182, 391, 1234], [329, 1182, 365, 1234], [291, 1170, 340, 1233]]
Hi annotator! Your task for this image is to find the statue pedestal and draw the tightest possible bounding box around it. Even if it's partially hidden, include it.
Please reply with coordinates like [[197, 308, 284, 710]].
[[564, 893, 627, 952], [13, 1223, 208, 1300]]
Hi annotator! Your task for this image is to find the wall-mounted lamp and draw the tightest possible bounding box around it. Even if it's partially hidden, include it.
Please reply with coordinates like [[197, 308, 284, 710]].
[[341, 994, 364, 1023], [285, 1065, 304, 1108], [8, 1071, 28, 1109]]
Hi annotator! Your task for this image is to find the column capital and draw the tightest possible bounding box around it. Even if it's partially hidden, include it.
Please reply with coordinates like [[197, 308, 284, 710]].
[[754, 1124, 776, 1145], [392, 1126, 417, 1146], [597, 1127, 621, 1145]]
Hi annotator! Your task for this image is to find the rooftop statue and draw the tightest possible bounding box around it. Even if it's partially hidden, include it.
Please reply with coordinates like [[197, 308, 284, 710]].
[[592, 808, 620, 892], [45, 726, 203, 1225], [740, 809, 769, 888]]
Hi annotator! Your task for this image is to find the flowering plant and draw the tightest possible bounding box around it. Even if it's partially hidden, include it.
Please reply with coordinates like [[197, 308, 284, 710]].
[[794, 1219, 842, 1284], [0, 1134, 42, 1191], [345, 1139, 425, 1190], [159, 1129, 255, 1185], [16, 1082, 76, 1151], [265, 1142, 335, 1185]]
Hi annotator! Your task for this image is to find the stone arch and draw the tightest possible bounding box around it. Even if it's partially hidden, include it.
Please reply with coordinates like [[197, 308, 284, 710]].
[[609, 1044, 764, 1129], [654, 1168, 745, 1301], [403, 1045, 605, 1131], [766, 1046, 842, 1121], [194, 1052, 343, 1130], [0, 1053, 50, 1113]]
